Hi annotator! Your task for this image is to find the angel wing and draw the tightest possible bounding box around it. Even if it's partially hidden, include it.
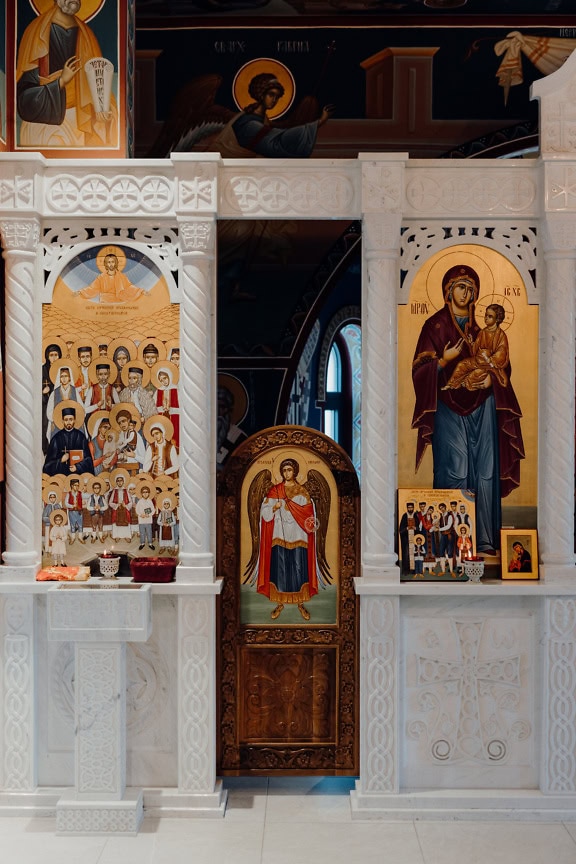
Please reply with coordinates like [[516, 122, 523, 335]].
[[304, 469, 332, 586], [146, 74, 235, 158], [242, 469, 272, 585]]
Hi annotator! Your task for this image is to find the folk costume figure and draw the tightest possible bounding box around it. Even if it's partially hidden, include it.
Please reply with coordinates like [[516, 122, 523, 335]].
[[243, 458, 332, 621], [411, 264, 524, 553]]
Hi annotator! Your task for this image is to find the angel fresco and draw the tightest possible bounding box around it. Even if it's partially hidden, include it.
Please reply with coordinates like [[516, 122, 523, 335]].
[[243, 457, 332, 621], [147, 60, 333, 159]]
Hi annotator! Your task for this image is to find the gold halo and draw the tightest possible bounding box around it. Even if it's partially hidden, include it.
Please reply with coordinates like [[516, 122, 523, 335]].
[[151, 478, 168, 496], [31, 0, 106, 23], [218, 374, 248, 426], [42, 336, 67, 362], [52, 399, 86, 430], [108, 337, 137, 364], [152, 361, 179, 389], [233, 59, 296, 120], [414, 534, 425, 545], [270, 450, 309, 484], [98, 471, 112, 488], [164, 341, 180, 363], [134, 478, 155, 499], [458, 525, 470, 536], [137, 337, 167, 363], [66, 474, 82, 491], [79, 471, 94, 488], [49, 508, 68, 526], [88, 358, 114, 384], [87, 409, 112, 438], [158, 491, 177, 511], [49, 358, 80, 386], [110, 402, 142, 431], [110, 467, 130, 487], [88, 475, 106, 493], [120, 361, 151, 389], [95, 245, 127, 273], [474, 293, 516, 333], [155, 473, 178, 490], [72, 338, 99, 364], [42, 483, 63, 504], [425, 250, 495, 314], [143, 415, 174, 444]]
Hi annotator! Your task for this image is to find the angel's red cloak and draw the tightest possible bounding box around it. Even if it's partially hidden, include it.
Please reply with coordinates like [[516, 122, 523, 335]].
[[256, 481, 319, 603]]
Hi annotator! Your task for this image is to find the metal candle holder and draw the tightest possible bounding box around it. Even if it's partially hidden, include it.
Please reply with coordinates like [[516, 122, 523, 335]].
[[462, 557, 485, 583], [99, 553, 120, 580]]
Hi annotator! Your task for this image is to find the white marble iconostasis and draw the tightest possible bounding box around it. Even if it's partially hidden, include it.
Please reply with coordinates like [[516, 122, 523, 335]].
[[0, 52, 576, 834]]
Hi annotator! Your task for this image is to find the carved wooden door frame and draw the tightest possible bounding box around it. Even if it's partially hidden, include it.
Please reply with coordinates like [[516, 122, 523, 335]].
[[217, 425, 360, 775]]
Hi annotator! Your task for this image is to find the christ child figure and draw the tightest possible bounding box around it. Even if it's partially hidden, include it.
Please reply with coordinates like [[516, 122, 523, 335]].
[[442, 304, 509, 392]]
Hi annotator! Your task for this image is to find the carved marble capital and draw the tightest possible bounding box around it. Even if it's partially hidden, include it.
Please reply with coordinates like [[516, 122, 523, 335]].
[[363, 212, 402, 256], [0, 219, 40, 252], [179, 219, 215, 253], [361, 162, 404, 215], [541, 213, 576, 253]]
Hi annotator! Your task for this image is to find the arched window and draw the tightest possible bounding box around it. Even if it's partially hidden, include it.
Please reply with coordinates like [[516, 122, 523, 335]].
[[320, 319, 361, 480]]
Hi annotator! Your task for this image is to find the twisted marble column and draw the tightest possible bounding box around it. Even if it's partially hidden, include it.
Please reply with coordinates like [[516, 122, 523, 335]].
[[0, 219, 42, 574], [177, 219, 216, 581]]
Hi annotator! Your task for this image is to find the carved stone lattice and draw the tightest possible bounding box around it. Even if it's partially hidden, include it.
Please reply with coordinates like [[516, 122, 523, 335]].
[[41, 226, 180, 278], [76, 645, 124, 795], [362, 596, 398, 792], [3, 596, 34, 790], [217, 427, 359, 774], [179, 596, 213, 791], [545, 598, 576, 792], [400, 224, 538, 299]]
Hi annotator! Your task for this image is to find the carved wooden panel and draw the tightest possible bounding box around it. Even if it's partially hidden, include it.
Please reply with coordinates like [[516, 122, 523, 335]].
[[217, 426, 359, 775], [239, 646, 336, 744]]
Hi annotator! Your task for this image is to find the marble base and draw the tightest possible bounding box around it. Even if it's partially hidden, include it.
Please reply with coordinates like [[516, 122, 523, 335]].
[[351, 787, 576, 821], [56, 788, 144, 835], [143, 781, 228, 818]]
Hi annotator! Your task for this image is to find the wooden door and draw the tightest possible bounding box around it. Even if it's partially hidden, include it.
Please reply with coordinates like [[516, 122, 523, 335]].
[[217, 426, 359, 775]]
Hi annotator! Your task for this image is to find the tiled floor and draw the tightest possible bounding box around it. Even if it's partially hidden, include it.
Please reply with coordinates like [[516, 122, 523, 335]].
[[2, 778, 576, 864]]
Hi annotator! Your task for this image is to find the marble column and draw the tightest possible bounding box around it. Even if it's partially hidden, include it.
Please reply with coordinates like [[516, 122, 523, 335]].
[[0, 219, 42, 578], [539, 215, 576, 578], [176, 218, 216, 583], [359, 156, 405, 581]]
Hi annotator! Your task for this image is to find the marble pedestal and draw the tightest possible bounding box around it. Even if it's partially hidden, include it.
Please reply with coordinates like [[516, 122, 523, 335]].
[[47, 583, 152, 834]]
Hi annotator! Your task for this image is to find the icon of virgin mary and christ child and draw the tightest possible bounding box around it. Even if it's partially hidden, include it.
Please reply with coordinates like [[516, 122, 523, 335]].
[[243, 457, 332, 621]]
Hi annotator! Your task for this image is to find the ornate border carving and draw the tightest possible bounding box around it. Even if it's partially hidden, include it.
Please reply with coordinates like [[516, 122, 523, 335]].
[[217, 426, 359, 773]]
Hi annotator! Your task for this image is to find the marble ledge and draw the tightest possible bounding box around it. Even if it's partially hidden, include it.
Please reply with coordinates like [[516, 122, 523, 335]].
[[0, 576, 223, 595], [354, 569, 576, 596]]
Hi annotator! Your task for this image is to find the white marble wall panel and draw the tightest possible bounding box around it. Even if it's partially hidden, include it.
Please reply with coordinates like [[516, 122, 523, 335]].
[[402, 597, 538, 790], [37, 595, 178, 788]]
